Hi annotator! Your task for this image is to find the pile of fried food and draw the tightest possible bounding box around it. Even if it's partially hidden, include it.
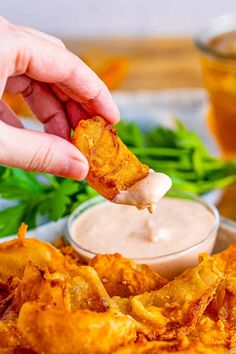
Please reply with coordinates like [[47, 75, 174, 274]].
[[0, 224, 235, 354]]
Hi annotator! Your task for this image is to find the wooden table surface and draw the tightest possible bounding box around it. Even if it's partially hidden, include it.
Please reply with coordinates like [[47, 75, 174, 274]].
[[65, 37, 203, 90]]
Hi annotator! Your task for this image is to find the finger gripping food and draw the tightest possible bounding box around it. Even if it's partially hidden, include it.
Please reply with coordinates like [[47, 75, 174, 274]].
[[72, 117, 172, 212]]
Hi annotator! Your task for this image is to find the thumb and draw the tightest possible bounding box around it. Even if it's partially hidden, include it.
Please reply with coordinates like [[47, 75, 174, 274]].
[[0, 121, 88, 180]]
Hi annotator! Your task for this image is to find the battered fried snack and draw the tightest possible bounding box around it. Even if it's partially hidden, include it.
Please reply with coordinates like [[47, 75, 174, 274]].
[[212, 243, 236, 275], [207, 243, 236, 346], [113, 339, 224, 354], [65, 264, 110, 312], [6, 263, 110, 315], [57, 245, 87, 266], [0, 320, 20, 352], [0, 277, 21, 351], [110, 257, 222, 340], [0, 226, 65, 281], [17, 302, 136, 354], [9, 262, 71, 313], [90, 253, 167, 297], [1, 227, 236, 353], [190, 315, 230, 348], [72, 117, 149, 200], [196, 276, 236, 349]]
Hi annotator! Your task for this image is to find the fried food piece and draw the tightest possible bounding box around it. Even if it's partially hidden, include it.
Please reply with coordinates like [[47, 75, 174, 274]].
[[2, 233, 235, 353], [0, 276, 23, 350], [215, 278, 236, 329], [53, 236, 88, 265], [8, 262, 110, 314], [0, 321, 20, 352], [90, 253, 167, 297], [206, 277, 236, 324], [191, 316, 230, 348], [0, 280, 11, 303], [0, 237, 65, 281], [114, 339, 224, 354], [9, 262, 71, 314], [212, 243, 236, 276], [0, 277, 20, 320], [54, 237, 87, 265], [199, 276, 236, 348], [65, 264, 110, 312], [110, 258, 222, 340], [59, 246, 87, 266], [72, 117, 148, 200], [17, 302, 136, 354], [0, 350, 35, 354], [205, 244, 236, 347]]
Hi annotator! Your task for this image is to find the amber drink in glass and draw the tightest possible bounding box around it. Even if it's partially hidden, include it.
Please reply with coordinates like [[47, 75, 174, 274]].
[[195, 14, 236, 157]]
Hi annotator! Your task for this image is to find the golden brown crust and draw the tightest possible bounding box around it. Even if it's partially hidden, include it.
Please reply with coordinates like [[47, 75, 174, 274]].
[[1, 229, 236, 353], [109, 257, 223, 341], [72, 117, 148, 200], [0, 321, 21, 353], [212, 243, 236, 276], [90, 253, 167, 297], [0, 237, 65, 281], [114, 339, 224, 354], [17, 302, 136, 354]]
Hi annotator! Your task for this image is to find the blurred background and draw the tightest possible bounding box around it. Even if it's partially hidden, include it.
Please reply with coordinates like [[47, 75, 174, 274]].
[[1, 0, 236, 37], [0, 0, 236, 91], [0, 0, 235, 91]]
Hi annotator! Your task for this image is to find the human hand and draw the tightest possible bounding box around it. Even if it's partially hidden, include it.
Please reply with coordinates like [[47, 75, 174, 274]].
[[0, 17, 120, 180]]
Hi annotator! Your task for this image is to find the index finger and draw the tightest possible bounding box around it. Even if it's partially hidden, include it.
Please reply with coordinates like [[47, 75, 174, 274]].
[[6, 23, 120, 124]]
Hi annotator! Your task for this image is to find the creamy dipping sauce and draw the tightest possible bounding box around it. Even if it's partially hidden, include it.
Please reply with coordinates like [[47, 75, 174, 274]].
[[71, 197, 216, 258], [113, 170, 172, 213]]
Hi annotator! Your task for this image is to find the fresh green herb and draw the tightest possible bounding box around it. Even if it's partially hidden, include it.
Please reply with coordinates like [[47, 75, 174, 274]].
[[1, 119, 236, 237], [116, 120, 144, 148], [118, 119, 236, 194], [0, 204, 27, 236], [0, 169, 97, 237]]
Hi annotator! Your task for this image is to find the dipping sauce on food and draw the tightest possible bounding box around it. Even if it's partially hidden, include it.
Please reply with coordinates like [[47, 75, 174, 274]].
[[113, 169, 172, 213], [68, 196, 219, 278]]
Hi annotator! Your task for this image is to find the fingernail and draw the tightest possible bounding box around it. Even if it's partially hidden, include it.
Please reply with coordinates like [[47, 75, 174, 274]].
[[68, 157, 88, 180]]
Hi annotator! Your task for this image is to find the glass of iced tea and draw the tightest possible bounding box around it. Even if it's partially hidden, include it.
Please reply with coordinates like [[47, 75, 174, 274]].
[[195, 14, 236, 158]]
